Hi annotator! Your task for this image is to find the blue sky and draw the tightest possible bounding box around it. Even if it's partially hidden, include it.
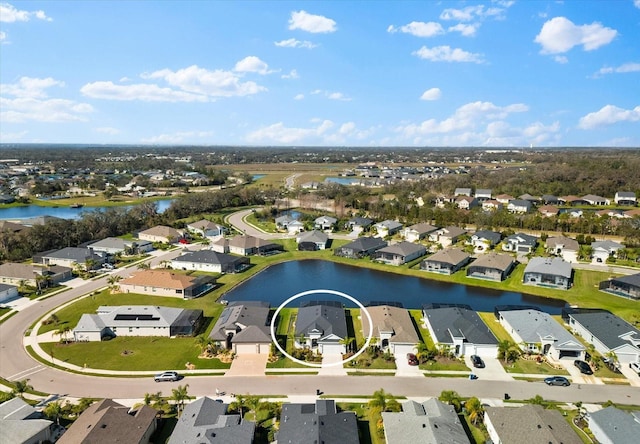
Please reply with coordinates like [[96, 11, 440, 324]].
[[1, 1, 639, 147]]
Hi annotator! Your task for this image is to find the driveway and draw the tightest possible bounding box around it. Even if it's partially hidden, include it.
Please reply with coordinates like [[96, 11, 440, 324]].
[[225, 354, 268, 377], [619, 364, 640, 387], [395, 354, 423, 377], [318, 353, 347, 376], [558, 359, 604, 385], [465, 356, 513, 381]]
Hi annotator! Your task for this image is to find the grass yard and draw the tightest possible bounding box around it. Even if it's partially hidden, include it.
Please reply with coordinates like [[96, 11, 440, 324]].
[[505, 358, 570, 375], [409, 309, 434, 348], [337, 402, 381, 444], [420, 357, 470, 371], [476, 312, 512, 342]]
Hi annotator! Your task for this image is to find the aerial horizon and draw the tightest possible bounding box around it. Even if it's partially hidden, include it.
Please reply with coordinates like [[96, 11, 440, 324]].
[[1, 1, 639, 147]]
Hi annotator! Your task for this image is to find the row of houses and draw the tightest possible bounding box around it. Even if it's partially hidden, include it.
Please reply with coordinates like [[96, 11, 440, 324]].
[[451, 188, 637, 206]]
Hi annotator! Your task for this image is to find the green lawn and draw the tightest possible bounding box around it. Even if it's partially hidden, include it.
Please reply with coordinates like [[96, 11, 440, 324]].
[[505, 358, 570, 375], [420, 358, 470, 371], [476, 312, 512, 342], [409, 309, 434, 348]]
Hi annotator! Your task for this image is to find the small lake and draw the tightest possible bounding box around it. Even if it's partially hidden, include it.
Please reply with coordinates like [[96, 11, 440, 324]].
[[325, 177, 359, 185], [223, 260, 567, 313]]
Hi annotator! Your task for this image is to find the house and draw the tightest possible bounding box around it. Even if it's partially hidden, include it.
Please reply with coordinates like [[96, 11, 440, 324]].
[[587, 406, 640, 444], [297, 230, 329, 251], [374, 220, 404, 237], [0, 194, 16, 204], [484, 405, 582, 444], [568, 311, 640, 364], [171, 250, 249, 273], [0, 397, 55, 444], [495, 193, 514, 204], [314, 215, 338, 230], [454, 187, 472, 197], [518, 193, 539, 203], [420, 248, 471, 275], [228, 235, 282, 256], [186, 219, 226, 237], [502, 232, 537, 254], [466, 253, 515, 281], [0, 220, 30, 234], [475, 189, 492, 201], [361, 305, 419, 356], [455, 196, 478, 210], [469, 230, 501, 251], [560, 195, 587, 206], [545, 236, 580, 263], [401, 222, 438, 242], [423, 306, 498, 357], [333, 236, 387, 259], [538, 205, 559, 217], [58, 399, 157, 444], [591, 240, 624, 264], [208, 301, 271, 355], [286, 220, 305, 235], [277, 400, 359, 444], [498, 309, 585, 359], [541, 194, 560, 204], [0, 283, 19, 303], [119, 269, 215, 299], [382, 398, 469, 444], [73, 305, 204, 341], [429, 226, 467, 247], [275, 214, 295, 229], [88, 237, 153, 255], [345, 216, 374, 232], [33, 247, 106, 270], [373, 241, 426, 266], [482, 199, 503, 211], [138, 225, 184, 243], [615, 191, 637, 206], [523, 257, 573, 289], [295, 302, 347, 354], [0, 263, 72, 288], [168, 397, 255, 444], [209, 236, 229, 253], [599, 273, 640, 300], [582, 194, 610, 206], [507, 199, 532, 213]]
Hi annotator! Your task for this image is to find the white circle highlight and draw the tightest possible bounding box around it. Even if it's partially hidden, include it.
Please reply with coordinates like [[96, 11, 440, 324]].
[[269, 289, 373, 368]]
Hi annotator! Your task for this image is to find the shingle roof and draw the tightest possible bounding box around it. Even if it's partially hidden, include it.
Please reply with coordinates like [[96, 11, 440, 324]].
[[545, 236, 579, 252], [41, 247, 101, 262], [139, 225, 182, 239], [362, 305, 420, 345], [505, 233, 538, 246], [295, 303, 347, 340], [405, 222, 438, 234], [172, 250, 245, 266], [469, 252, 515, 271], [588, 406, 640, 444], [423, 248, 470, 266], [524, 257, 572, 279], [376, 241, 426, 257], [339, 236, 387, 252], [120, 269, 201, 290], [424, 306, 497, 345], [297, 230, 329, 244], [440, 226, 467, 238], [277, 400, 359, 444], [591, 240, 624, 251], [188, 219, 223, 231], [228, 235, 277, 250], [610, 272, 640, 288], [472, 230, 502, 243], [569, 311, 640, 351], [499, 309, 584, 351], [209, 301, 270, 342]]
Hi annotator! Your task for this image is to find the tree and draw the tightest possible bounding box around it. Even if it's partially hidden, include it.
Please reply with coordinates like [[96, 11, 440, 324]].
[[195, 335, 213, 355], [497, 340, 520, 364], [171, 384, 190, 416], [44, 400, 64, 425], [107, 275, 122, 292], [415, 342, 434, 364], [439, 390, 462, 413], [137, 262, 151, 270], [54, 325, 72, 344], [340, 336, 355, 354], [368, 389, 401, 413], [530, 394, 545, 405], [11, 379, 33, 399], [465, 397, 484, 425]]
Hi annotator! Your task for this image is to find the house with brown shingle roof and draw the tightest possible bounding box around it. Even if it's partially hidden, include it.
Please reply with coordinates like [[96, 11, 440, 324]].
[[466, 252, 515, 281], [361, 305, 419, 356], [119, 269, 214, 299], [186, 219, 226, 237], [0, 262, 72, 287], [538, 205, 559, 217], [228, 235, 282, 256], [138, 225, 183, 243], [420, 248, 471, 275]]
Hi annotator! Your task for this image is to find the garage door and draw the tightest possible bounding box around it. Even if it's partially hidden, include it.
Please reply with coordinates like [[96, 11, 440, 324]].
[[235, 343, 259, 355], [320, 343, 344, 355], [392, 344, 416, 356]]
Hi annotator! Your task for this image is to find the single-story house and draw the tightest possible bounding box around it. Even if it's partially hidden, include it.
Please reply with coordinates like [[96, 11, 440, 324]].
[[420, 248, 471, 275], [295, 302, 347, 354], [119, 269, 214, 299], [0, 397, 55, 444], [345, 216, 374, 232], [454, 188, 472, 197], [518, 193, 539, 203], [0, 220, 30, 234], [168, 397, 254, 444], [455, 196, 478, 210], [382, 399, 469, 444], [587, 406, 640, 444], [507, 199, 532, 213], [374, 220, 404, 238], [484, 405, 582, 444], [373, 241, 426, 266], [286, 220, 305, 234], [88, 237, 153, 255], [277, 400, 359, 444], [541, 194, 560, 205], [599, 273, 640, 300], [333, 236, 387, 259], [138, 225, 184, 243], [591, 240, 624, 264], [275, 214, 295, 229], [523, 257, 573, 289], [0, 283, 19, 304], [33, 247, 106, 270], [502, 233, 537, 254], [495, 194, 514, 204], [171, 250, 249, 274], [469, 230, 502, 251], [423, 306, 498, 357], [545, 236, 580, 263], [58, 399, 157, 444], [186, 219, 226, 237], [361, 305, 420, 356], [0, 263, 72, 288], [466, 253, 515, 281], [73, 305, 203, 341], [475, 189, 492, 201], [401, 222, 438, 242], [208, 301, 271, 355], [297, 230, 329, 251], [314, 215, 338, 231], [498, 309, 585, 359], [482, 199, 503, 211], [615, 191, 637, 206], [228, 235, 282, 256], [429, 226, 467, 247], [538, 205, 559, 217], [559, 195, 588, 206], [582, 194, 610, 206], [568, 311, 640, 364], [209, 236, 229, 253]]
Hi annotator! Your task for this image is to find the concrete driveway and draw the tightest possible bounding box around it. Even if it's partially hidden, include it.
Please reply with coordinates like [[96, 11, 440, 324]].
[[395, 354, 423, 377], [225, 354, 268, 377], [318, 353, 347, 376], [558, 359, 604, 385], [464, 356, 513, 381]]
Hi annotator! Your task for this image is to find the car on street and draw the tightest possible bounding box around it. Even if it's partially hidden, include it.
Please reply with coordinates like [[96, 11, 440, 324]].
[[630, 362, 640, 375], [407, 353, 418, 366], [574, 360, 593, 375], [544, 376, 570, 386], [154, 371, 180, 382], [470, 355, 485, 368]]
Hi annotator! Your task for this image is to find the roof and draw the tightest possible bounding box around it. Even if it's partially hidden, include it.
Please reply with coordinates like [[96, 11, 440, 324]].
[[362, 305, 420, 345], [440, 226, 467, 238], [508, 199, 532, 208], [423, 248, 470, 266], [588, 406, 640, 444], [41, 247, 101, 262], [74, 313, 107, 332], [209, 301, 270, 342], [120, 269, 202, 290], [472, 230, 502, 243], [0, 398, 53, 444], [454, 187, 472, 195], [485, 405, 582, 444], [0, 397, 40, 420], [188, 219, 223, 231], [315, 215, 337, 224], [583, 194, 608, 201], [616, 191, 636, 198], [382, 398, 469, 444], [377, 241, 426, 257], [228, 235, 277, 250], [545, 236, 579, 251], [295, 303, 347, 340], [0, 262, 37, 280], [277, 400, 359, 444], [77, 305, 200, 330], [172, 250, 245, 266], [405, 222, 438, 234], [569, 311, 640, 351], [168, 397, 255, 444], [376, 220, 403, 230], [610, 272, 640, 288], [591, 240, 624, 251], [469, 252, 515, 271], [297, 230, 329, 244], [476, 188, 492, 195], [348, 216, 373, 226], [0, 220, 29, 233], [275, 214, 295, 224], [499, 309, 584, 351], [505, 232, 538, 246], [424, 306, 497, 345], [524, 257, 572, 279], [339, 236, 387, 252], [139, 225, 182, 239]]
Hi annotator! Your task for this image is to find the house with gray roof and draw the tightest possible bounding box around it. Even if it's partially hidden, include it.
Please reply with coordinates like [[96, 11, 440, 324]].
[[466, 252, 515, 281], [209, 301, 271, 355], [587, 406, 640, 444], [0, 397, 54, 444], [429, 226, 467, 247], [382, 398, 469, 444], [33, 247, 106, 270], [498, 309, 585, 360], [420, 248, 471, 275], [374, 220, 404, 238], [227, 235, 282, 256], [334, 236, 387, 259], [454, 187, 472, 197], [568, 311, 640, 364], [615, 191, 637, 206], [470, 230, 502, 251], [507, 199, 532, 213], [582, 194, 610, 206], [502, 232, 538, 254], [171, 250, 249, 274], [346, 216, 374, 232], [455, 195, 478, 210], [295, 302, 347, 354], [423, 306, 498, 357], [277, 399, 359, 444], [0, 283, 19, 304], [591, 240, 624, 264], [138, 225, 184, 243], [296, 230, 329, 251], [168, 397, 255, 444], [314, 215, 338, 230], [373, 241, 426, 265], [186, 219, 226, 237], [475, 189, 492, 201], [545, 236, 579, 263], [523, 257, 573, 289], [599, 272, 640, 300], [484, 405, 582, 444], [88, 237, 153, 255], [275, 214, 295, 229], [401, 222, 438, 242], [362, 305, 420, 356]]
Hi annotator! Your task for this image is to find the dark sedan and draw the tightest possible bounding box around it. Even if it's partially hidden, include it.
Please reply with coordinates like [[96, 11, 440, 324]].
[[544, 376, 570, 386], [470, 355, 485, 368], [574, 360, 593, 375]]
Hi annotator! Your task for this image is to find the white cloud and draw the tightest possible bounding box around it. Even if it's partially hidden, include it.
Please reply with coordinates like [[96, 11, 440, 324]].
[[288, 10, 337, 33], [281, 69, 299, 79], [327, 92, 351, 101], [420, 88, 441, 101], [95, 127, 120, 135], [0, 130, 28, 141], [0, 31, 6, 41], [0, 3, 52, 22], [234, 56, 273, 75], [294, 93, 304, 100], [274, 38, 318, 49], [0, 97, 93, 122], [387, 21, 444, 37], [247, 120, 334, 144], [594, 62, 640, 77], [448, 23, 479, 37], [535, 17, 617, 54], [141, 131, 213, 144], [440, 5, 484, 21], [81, 81, 209, 102], [339, 122, 356, 134], [554, 55, 568, 64], [0, 76, 64, 98], [413, 45, 484, 63], [636, 0, 640, 8], [578, 105, 640, 129]]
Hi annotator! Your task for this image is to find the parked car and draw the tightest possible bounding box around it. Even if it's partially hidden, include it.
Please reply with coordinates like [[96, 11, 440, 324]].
[[544, 376, 570, 386], [407, 353, 418, 366], [630, 362, 640, 375], [154, 371, 180, 382], [574, 360, 593, 375], [470, 355, 485, 368]]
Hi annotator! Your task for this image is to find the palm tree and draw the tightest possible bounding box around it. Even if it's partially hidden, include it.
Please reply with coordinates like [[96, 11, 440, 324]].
[[415, 342, 433, 364], [368, 389, 400, 413], [465, 397, 484, 425], [498, 340, 519, 364], [194, 335, 213, 355], [43, 400, 64, 425], [340, 336, 355, 354], [107, 275, 122, 292], [243, 395, 264, 420], [438, 390, 462, 412], [54, 325, 72, 344], [171, 384, 190, 416], [137, 262, 151, 270], [11, 379, 33, 399]]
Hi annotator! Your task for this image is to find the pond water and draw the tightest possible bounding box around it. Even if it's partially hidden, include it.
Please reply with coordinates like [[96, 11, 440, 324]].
[[223, 260, 568, 313], [324, 177, 359, 185]]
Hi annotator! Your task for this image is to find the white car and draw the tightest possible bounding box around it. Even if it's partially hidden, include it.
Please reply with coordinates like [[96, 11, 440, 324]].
[[630, 362, 640, 376]]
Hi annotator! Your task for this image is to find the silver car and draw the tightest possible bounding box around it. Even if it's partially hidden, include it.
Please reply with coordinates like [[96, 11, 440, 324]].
[[154, 371, 179, 382]]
